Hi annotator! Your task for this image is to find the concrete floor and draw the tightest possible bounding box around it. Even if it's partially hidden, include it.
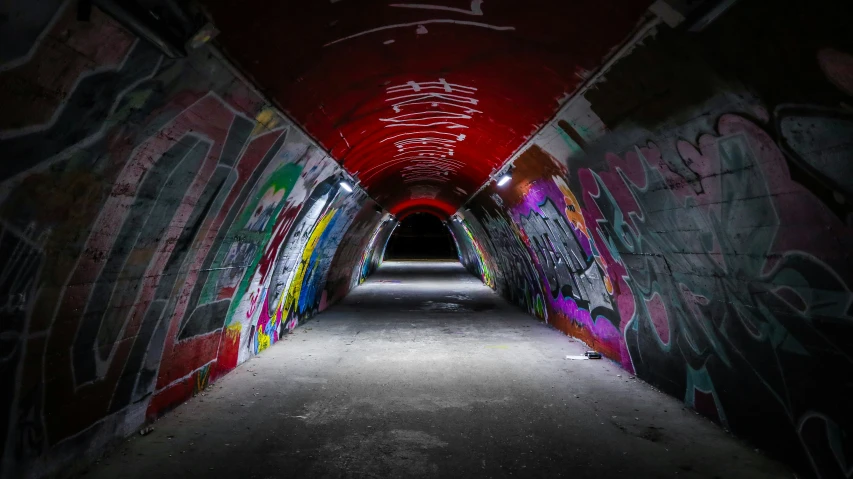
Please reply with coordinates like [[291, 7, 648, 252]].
[[82, 261, 792, 479]]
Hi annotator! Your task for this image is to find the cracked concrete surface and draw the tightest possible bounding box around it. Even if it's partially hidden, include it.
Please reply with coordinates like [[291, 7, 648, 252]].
[[80, 261, 792, 478]]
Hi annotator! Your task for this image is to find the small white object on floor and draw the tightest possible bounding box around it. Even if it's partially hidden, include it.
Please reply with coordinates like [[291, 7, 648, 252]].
[[566, 355, 588, 360]]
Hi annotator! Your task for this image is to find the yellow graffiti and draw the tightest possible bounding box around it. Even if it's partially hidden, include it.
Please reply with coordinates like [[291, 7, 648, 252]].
[[553, 176, 614, 294], [257, 331, 271, 353], [554, 177, 587, 234], [227, 322, 242, 337], [194, 365, 211, 393], [251, 107, 280, 136], [274, 208, 338, 319]]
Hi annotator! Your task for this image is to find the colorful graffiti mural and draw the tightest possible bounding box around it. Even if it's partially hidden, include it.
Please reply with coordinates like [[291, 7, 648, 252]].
[[2, 1, 852, 479], [324, 205, 396, 305], [454, 6, 853, 478], [460, 108, 853, 479], [0, 4, 390, 477], [448, 217, 495, 289], [577, 113, 853, 470]]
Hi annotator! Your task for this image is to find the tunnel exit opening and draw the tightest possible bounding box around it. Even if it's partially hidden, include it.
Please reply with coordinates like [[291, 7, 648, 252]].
[[383, 212, 458, 261]]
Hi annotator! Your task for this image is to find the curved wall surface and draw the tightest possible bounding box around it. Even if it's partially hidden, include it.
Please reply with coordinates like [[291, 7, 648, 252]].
[[0, 4, 394, 476], [2, 1, 853, 479], [448, 2, 853, 477]]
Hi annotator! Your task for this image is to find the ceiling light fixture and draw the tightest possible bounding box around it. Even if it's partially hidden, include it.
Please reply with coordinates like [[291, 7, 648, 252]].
[[338, 167, 360, 194], [496, 170, 512, 187]]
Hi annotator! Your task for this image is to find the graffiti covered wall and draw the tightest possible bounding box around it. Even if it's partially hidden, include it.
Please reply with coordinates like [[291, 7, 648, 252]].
[[0, 3, 389, 477], [455, 2, 853, 478], [324, 206, 396, 305]]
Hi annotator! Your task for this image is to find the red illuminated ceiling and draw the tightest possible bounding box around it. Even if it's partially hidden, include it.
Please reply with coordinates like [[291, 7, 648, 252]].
[[200, 0, 652, 217]]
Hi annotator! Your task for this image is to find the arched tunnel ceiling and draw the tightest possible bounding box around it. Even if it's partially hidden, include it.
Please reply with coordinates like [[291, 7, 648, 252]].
[[200, 0, 652, 217]]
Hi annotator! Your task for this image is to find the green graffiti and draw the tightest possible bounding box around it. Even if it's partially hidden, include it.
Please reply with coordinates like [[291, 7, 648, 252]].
[[460, 219, 494, 288], [200, 163, 303, 323]]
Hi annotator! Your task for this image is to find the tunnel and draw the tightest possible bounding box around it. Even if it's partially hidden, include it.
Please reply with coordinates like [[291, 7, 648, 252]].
[[0, 0, 851, 477], [384, 213, 457, 260]]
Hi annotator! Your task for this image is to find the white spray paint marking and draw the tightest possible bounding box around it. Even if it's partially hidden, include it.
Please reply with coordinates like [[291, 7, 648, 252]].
[[369, 78, 481, 188], [390, 0, 484, 16], [324, 19, 514, 47], [379, 131, 466, 143]]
